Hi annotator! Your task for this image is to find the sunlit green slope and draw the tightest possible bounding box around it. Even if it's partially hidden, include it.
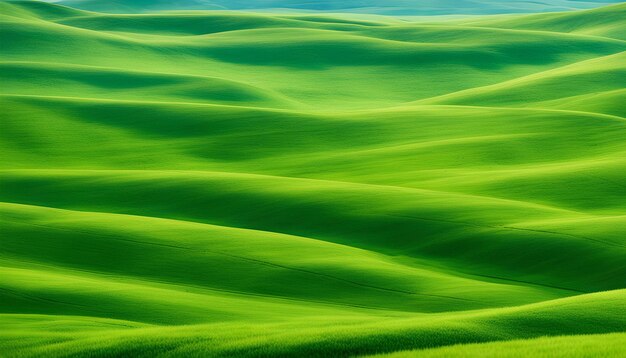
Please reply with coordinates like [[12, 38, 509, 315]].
[[373, 333, 626, 358], [1, 1, 625, 357], [54, 0, 624, 15], [460, 2, 626, 39], [3, 290, 626, 357]]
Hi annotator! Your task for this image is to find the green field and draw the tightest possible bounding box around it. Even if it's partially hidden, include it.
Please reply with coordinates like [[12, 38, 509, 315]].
[[1, 0, 625, 356], [51, 0, 625, 15]]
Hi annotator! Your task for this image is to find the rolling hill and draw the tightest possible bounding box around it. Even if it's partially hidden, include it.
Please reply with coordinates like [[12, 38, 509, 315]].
[[50, 0, 624, 15], [1, 0, 625, 357], [373, 333, 626, 358]]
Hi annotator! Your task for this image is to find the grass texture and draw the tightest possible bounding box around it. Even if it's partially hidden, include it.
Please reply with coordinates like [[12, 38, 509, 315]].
[[1, 0, 625, 356], [54, 0, 624, 15]]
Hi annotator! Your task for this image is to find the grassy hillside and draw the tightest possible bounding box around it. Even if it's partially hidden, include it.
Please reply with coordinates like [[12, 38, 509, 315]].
[[54, 0, 624, 15], [1, 1, 625, 357], [461, 1, 626, 39], [374, 333, 626, 357]]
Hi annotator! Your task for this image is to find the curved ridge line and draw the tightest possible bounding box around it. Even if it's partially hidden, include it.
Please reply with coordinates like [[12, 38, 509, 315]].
[[1, 205, 482, 303], [0, 168, 586, 215]]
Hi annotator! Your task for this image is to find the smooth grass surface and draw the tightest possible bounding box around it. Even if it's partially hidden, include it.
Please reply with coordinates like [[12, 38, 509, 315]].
[[4, 290, 626, 357], [53, 0, 624, 15], [1, 1, 625, 357], [373, 333, 626, 358]]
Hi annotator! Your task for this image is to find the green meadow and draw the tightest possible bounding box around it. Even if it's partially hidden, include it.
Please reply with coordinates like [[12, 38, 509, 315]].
[[1, 0, 625, 356]]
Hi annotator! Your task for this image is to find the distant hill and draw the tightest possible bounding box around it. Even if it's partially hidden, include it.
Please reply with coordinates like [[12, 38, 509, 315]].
[[50, 0, 624, 15]]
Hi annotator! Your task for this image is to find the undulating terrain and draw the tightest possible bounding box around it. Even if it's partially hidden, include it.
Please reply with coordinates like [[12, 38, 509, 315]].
[[49, 0, 625, 15], [1, 0, 625, 356]]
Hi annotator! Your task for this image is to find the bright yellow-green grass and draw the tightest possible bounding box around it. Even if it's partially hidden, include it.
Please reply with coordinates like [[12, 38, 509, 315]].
[[373, 333, 626, 357], [1, 1, 625, 357]]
